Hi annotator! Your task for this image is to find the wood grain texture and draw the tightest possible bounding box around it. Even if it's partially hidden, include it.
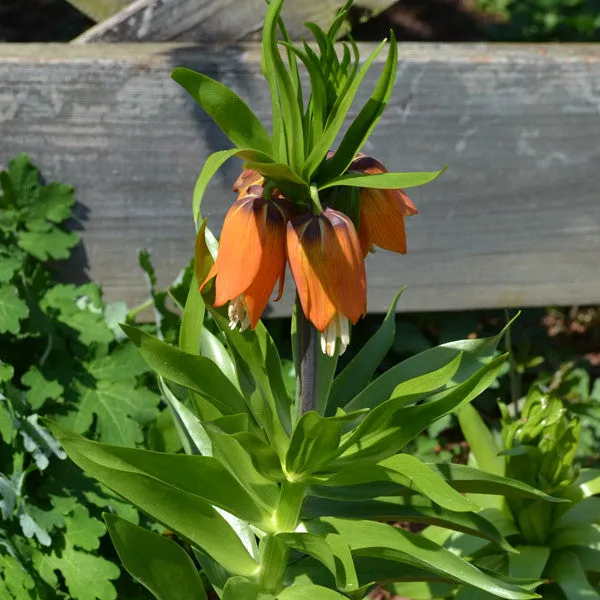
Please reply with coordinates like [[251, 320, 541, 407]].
[[64, 0, 131, 23], [1, 43, 599, 315], [73, 0, 396, 43]]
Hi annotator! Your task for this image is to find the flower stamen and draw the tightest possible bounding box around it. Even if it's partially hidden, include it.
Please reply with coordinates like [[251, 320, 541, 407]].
[[228, 296, 251, 332], [320, 313, 351, 357]]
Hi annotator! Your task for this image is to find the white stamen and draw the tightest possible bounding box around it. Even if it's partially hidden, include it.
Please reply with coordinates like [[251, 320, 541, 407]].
[[228, 296, 250, 332], [319, 313, 351, 357]]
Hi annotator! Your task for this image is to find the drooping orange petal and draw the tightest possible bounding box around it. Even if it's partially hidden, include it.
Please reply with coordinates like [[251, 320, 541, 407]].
[[204, 194, 265, 306], [359, 188, 409, 254], [233, 169, 265, 197], [321, 208, 366, 324], [286, 209, 366, 331], [243, 203, 288, 328], [287, 217, 336, 332]]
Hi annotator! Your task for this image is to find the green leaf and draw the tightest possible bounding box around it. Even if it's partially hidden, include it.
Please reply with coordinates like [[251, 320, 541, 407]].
[[302, 495, 515, 553], [0, 284, 29, 334], [52, 423, 273, 528], [199, 326, 239, 387], [221, 576, 262, 600], [243, 161, 307, 189], [179, 271, 204, 355], [318, 167, 447, 191], [262, 0, 304, 173], [458, 403, 505, 476], [343, 319, 515, 413], [322, 453, 477, 512], [286, 412, 340, 478], [122, 324, 249, 419], [276, 532, 358, 593], [41, 283, 114, 345], [18, 228, 79, 260], [318, 33, 398, 182], [105, 514, 207, 600], [338, 355, 507, 464], [159, 378, 211, 456], [281, 42, 327, 153], [48, 423, 260, 577], [278, 584, 348, 600], [59, 379, 159, 446], [429, 463, 566, 503], [0, 554, 37, 599], [0, 401, 13, 443], [34, 540, 120, 600], [307, 519, 538, 599], [21, 367, 63, 410], [205, 307, 291, 453], [545, 550, 600, 600], [86, 343, 150, 381], [191, 149, 271, 230], [328, 289, 404, 415], [0, 253, 22, 283], [171, 68, 273, 157], [508, 546, 550, 579], [343, 351, 462, 437], [303, 40, 387, 181]]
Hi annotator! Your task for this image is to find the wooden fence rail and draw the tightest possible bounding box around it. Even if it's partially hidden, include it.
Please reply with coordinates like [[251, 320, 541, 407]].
[[1, 43, 599, 315]]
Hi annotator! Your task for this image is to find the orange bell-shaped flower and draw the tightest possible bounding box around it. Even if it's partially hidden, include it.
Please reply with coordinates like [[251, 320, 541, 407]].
[[349, 154, 418, 256], [286, 207, 366, 356], [200, 186, 289, 330]]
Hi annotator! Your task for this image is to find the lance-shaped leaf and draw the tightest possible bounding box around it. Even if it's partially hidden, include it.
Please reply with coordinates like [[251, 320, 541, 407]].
[[278, 584, 348, 600], [508, 546, 550, 580], [318, 32, 398, 183], [285, 411, 364, 479], [49, 423, 273, 526], [179, 270, 204, 356], [337, 355, 507, 464], [262, 0, 304, 173], [276, 532, 358, 593], [302, 40, 386, 181], [221, 576, 263, 600], [344, 315, 518, 413], [306, 519, 538, 599], [319, 167, 447, 191], [302, 495, 514, 553], [122, 324, 249, 419], [104, 514, 207, 600], [428, 463, 566, 503], [327, 289, 404, 416], [190, 148, 272, 230], [545, 550, 600, 600], [171, 69, 273, 158], [206, 307, 291, 455], [458, 403, 505, 477], [321, 454, 477, 512], [48, 424, 258, 577]]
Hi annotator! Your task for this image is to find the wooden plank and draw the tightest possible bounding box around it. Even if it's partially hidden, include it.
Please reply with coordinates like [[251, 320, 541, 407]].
[[1, 43, 599, 315], [64, 0, 131, 23], [73, 0, 396, 43]]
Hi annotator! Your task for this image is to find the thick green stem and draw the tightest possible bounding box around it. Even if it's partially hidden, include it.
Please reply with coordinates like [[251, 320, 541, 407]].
[[258, 480, 307, 594], [295, 295, 319, 418]]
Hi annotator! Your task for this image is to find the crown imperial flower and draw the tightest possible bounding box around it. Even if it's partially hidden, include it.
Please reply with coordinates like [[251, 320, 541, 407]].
[[286, 207, 366, 356], [200, 186, 290, 330]]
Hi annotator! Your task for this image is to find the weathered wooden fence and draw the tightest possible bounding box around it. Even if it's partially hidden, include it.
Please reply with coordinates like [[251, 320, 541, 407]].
[[1, 3, 600, 315]]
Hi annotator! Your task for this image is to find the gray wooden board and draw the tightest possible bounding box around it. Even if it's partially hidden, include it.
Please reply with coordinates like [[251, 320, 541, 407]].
[[73, 0, 396, 43], [1, 43, 600, 316]]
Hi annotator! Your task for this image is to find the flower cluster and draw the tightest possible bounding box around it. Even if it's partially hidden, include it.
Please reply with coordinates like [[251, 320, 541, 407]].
[[200, 154, 417, 356]]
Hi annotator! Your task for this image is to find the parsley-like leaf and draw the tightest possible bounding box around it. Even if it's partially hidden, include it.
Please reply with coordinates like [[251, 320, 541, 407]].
[[0, 284, 29, 334]]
